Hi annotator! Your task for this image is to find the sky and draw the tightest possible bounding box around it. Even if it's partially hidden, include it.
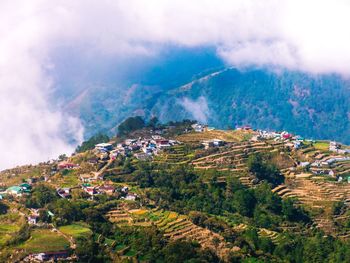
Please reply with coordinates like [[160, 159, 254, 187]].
[[1, 0, 350, 170]]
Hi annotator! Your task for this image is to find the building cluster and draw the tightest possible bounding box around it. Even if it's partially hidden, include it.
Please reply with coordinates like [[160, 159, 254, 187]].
[[191, 123, 215, 132], [329, 141, 350, 154], [255, 130, 305, 149], [94, 135, 179, 161], [80, 184, 138, 201], [0, 183, 32, 197], [309, 156, 350, 177], [25, 251, 70, 262], [202, 139, 225, 149]]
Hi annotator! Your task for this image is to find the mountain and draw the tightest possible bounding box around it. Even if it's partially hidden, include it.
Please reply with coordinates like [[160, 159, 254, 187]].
[[59, 47, 350, 143], [2, 123, 350, 262], [151, 68, 350, 143]]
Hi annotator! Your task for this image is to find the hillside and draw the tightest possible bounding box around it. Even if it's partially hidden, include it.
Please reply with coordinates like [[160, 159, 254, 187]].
[[1, 122, 350, 262], [151, 69, 350, 143], [64, 67, 350, 143]]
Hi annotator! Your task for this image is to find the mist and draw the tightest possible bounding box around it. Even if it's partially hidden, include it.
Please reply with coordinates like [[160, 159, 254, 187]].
[[2, 0, 350, 169]]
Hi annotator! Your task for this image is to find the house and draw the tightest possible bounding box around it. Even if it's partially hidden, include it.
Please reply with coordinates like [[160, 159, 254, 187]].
[[293, 140, 303, 149], [330, 141, 341, 152], [250, 135, 261, 142], [58, 162, 77, 170], [99, 152, 109, 161], [95, 143, 113, 152], [154, 129, 164, 135], [294, 135, 304, 141], [20, 183, 32, 192], [311, 161, 322, 167], [28, 215, 39, 225], [202, 140, 214, 149], [6, 186, 23, 196], [212, 139, 225, 146], [83, 186, 97, 196], [155, 139, 171, 148], [57, 188, 71, 199], [47, 211, 54, 217], [134, 153, 151, 161], [98, 185, 115, 195], [282, 132, 293, 140], [202, 139, 225, 149], [80, 174, 96, 183], [33, 251, 69, 261], [191, 123, 205, 132], [110, 150, 119, 159], [299, 162, 310, 168], [26, 178, 38, 184], [125, 139, 137, 146], [121, 186, 129, 193], [310, 168, 334, 176], [87, 158, 99, 164], [242, 125, 252, 131], [124, 193, 137, 201], [258, 130, 277, 139]]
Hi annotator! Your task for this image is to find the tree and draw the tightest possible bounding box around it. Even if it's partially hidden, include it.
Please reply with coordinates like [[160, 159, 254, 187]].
[[0, 201, 8, 214], [76, 133, 110, 153], [247, 153, 284, 187], [58, 154, 67, 161], [148, 116, 159, 128], [162, 240, 198, 263], [50, 199, 83, 225], [282, 198, 309, 222], [26, 185, 58, 208], [117, 116, 145, 136], [233, 189, 256, 217], [75, 236, 98, 262]]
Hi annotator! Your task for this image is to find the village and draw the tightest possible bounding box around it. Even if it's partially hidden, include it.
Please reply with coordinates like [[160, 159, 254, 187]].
[[1, 122, 350, 261]]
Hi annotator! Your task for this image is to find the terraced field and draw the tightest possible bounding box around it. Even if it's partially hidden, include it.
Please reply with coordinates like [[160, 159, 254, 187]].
[[59, 223, 92, 239], [176, 130, 253, 143], [232, 223, 287, 245], [192, 142, 286, 170], [258, 228, 287, 245], [106, 209, 134, 225], [192, 141, 288, 187], [272, 176, 350, 233], [16, 229, 70, 254], [0, 213, 25, 247], [153, 144, 193, 165], [107, 207, 239, 259]]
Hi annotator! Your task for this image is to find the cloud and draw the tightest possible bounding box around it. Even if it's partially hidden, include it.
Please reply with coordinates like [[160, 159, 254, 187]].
[[0, 0, 84, 170], [179, 97, 210, 123], [2, 0, 350, 169]]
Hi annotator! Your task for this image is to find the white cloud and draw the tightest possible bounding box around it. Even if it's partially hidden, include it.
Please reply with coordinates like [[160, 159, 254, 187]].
[[2, 0, 350, 169], [0, 0, 84, 170], [179, 97, 210, 123]]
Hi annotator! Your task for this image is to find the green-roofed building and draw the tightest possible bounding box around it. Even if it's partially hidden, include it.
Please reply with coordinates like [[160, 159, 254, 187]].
[[20, 183, 31, 190], [6, 186, 23, 196]]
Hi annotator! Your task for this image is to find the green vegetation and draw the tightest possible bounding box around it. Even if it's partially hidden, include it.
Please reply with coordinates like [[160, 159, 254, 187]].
[[2, 121, 350, 262], [118, 116, 145, 136], [76, 133, 110, 153], [314, 141, 330, 151], [16, 229, 70, 254], [59, 223, 92, 239], [26, 184, 58, 208], [248, 153, 284, 186], [0, 224, 20, 246]]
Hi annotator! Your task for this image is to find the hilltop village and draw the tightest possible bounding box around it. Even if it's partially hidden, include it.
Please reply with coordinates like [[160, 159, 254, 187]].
[[1, 118, 350, 262]]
